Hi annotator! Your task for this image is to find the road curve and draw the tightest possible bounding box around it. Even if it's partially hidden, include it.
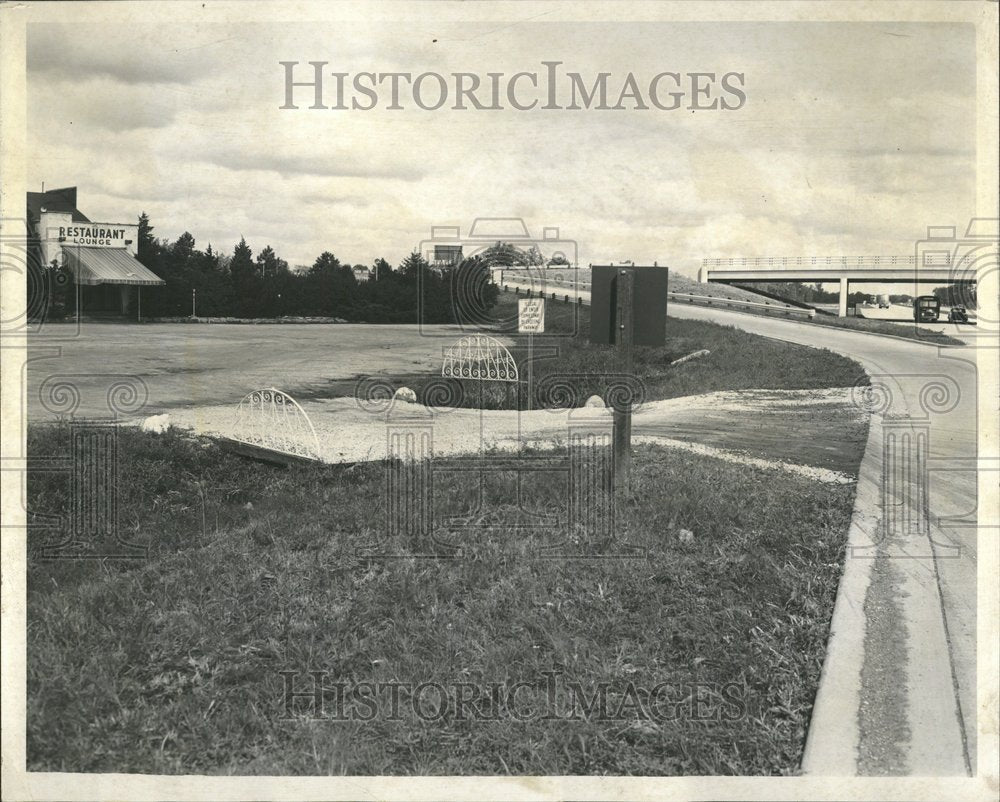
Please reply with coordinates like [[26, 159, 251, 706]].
[[520, 280, 979, 773], [667, 302, 978, 775]]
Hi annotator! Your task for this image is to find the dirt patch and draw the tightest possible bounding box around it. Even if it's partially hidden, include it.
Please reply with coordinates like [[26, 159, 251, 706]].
[[857, 551, 910, 774]]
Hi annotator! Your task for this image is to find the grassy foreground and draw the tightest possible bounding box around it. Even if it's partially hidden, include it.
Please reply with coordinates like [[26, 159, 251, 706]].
[[27, 423, 863, 775], [404, 292, 868, 409]]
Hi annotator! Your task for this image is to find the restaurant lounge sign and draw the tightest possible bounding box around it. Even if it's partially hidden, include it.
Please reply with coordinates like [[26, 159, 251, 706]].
[[59, 224, 131, 247]]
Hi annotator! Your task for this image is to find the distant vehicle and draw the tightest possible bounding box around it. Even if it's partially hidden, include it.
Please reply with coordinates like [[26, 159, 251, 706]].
[[877, 294, 891, 308], [913, 295, 941, 322], [948, 305, 969, 323]]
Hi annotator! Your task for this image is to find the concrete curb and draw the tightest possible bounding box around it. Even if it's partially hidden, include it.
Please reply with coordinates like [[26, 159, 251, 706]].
[[800, 408, 881, 774], [801, 400, 970, 775]]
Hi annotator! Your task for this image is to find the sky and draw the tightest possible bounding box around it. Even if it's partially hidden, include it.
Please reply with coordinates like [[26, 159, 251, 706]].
[[26, 18, 977, 278]]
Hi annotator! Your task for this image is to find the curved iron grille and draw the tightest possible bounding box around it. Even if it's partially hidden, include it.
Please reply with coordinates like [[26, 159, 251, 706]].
[[233, 387, 321, 460], [441, 334, 519, 383]]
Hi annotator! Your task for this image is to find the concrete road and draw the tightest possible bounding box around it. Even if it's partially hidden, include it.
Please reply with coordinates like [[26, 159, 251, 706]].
[[856, 303, 979, 339]]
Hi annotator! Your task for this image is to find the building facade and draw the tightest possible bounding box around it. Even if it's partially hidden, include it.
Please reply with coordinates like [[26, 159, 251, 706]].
[[27, 187, 164, 319]]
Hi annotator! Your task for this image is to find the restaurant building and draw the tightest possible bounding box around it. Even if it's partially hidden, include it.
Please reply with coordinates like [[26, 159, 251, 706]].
[[27, 186, 164, 318]]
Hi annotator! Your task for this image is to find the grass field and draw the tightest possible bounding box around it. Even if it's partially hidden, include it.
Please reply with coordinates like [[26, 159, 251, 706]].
[[806, 312, 965, 344], [27, 424, 863, 775], [399, 292, 868, 409]]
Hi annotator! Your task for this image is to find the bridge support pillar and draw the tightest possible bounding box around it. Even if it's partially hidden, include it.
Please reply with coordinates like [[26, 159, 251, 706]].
[[838, 276, 849, 317]]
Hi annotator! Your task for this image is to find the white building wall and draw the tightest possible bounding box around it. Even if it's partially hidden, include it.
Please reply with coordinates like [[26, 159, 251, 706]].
[[37, 210, 139, 266]]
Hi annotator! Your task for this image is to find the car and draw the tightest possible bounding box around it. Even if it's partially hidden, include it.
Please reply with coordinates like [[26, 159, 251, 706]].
[[948, 305, 969, 323]]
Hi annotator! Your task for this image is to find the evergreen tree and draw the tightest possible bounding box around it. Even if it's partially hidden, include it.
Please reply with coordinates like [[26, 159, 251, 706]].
[[230, 237, 260, 316]]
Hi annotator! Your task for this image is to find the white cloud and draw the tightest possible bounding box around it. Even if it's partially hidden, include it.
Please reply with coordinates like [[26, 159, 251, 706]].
[[26, 19, 977, 271]]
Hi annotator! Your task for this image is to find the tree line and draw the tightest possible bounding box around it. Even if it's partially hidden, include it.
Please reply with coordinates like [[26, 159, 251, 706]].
[[736, 280, 976, 309], [127, 213, 499, 322]]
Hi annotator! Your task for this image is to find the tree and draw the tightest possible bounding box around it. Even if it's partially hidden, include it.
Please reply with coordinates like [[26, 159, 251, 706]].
[[932, 282, 976, 308], [170, 231, 197, 264], [230, 238, 260, 317], [372, 257, 392, 281], [400, 250, 430, 278], [308, 251, 342, 275], [256, 245, 289, 280], [524, 244, 545, 266], [136, 212, 159, 266], [481, 241, 531, 267]]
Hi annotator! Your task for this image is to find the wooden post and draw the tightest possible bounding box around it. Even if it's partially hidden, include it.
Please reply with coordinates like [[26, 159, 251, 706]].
[[613, 269, 634, 494], [526, 332, 533, 412]]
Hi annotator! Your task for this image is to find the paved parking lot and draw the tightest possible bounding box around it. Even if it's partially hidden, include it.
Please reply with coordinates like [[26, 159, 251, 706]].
[[27, 322, 471, 419]]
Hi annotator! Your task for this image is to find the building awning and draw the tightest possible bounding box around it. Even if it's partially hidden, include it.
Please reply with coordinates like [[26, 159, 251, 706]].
[[63, 247, 165, 286]]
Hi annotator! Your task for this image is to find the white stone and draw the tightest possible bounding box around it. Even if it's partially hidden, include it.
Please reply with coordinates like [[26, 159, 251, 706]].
[[393, 386, 418, 403], [140, 413, 170, 434]]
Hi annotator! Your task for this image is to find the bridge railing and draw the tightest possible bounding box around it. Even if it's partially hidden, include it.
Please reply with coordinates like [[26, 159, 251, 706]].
[[499, 278, 815, 320], [702, 255, 918, 269]]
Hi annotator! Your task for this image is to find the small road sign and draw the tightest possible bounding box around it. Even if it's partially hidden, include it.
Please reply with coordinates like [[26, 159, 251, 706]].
[[518, 297, 545, 333]]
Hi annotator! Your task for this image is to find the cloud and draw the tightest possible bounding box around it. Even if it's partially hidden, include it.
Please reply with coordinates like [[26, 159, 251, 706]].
[[28, 24, 209, 85], [24, 18, 979, 273], [193, 141, 425, 181], [29, 76, 181, 131]]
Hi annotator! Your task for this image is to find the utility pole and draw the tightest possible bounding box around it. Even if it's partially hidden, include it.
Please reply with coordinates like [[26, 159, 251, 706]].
[[192, 288, 197, 318]]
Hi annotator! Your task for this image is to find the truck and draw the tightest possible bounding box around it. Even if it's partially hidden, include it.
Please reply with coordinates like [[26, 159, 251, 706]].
[[877, 294, 891, 308], [913, 295, 941, 323]]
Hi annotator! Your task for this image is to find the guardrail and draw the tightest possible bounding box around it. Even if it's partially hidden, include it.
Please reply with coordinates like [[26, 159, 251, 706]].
[[667, 291, 816, 320], [702, 255, 918, 268], [499, 279, 816, 321]]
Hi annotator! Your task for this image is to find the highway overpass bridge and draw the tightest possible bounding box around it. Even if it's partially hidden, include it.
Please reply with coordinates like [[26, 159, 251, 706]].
[[698, 254, 958, 316], [697, 223, 998, 316]]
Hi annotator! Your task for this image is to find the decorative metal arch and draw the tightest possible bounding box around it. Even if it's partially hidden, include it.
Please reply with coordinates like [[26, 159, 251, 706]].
[[233, 387, 322, 460], [441, 334, 519, 383]]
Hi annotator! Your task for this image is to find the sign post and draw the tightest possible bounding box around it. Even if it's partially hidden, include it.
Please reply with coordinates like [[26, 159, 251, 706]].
[[518, 297, 545, 411], [588, 264, 669, 497], [613, 269, 634, 492]]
